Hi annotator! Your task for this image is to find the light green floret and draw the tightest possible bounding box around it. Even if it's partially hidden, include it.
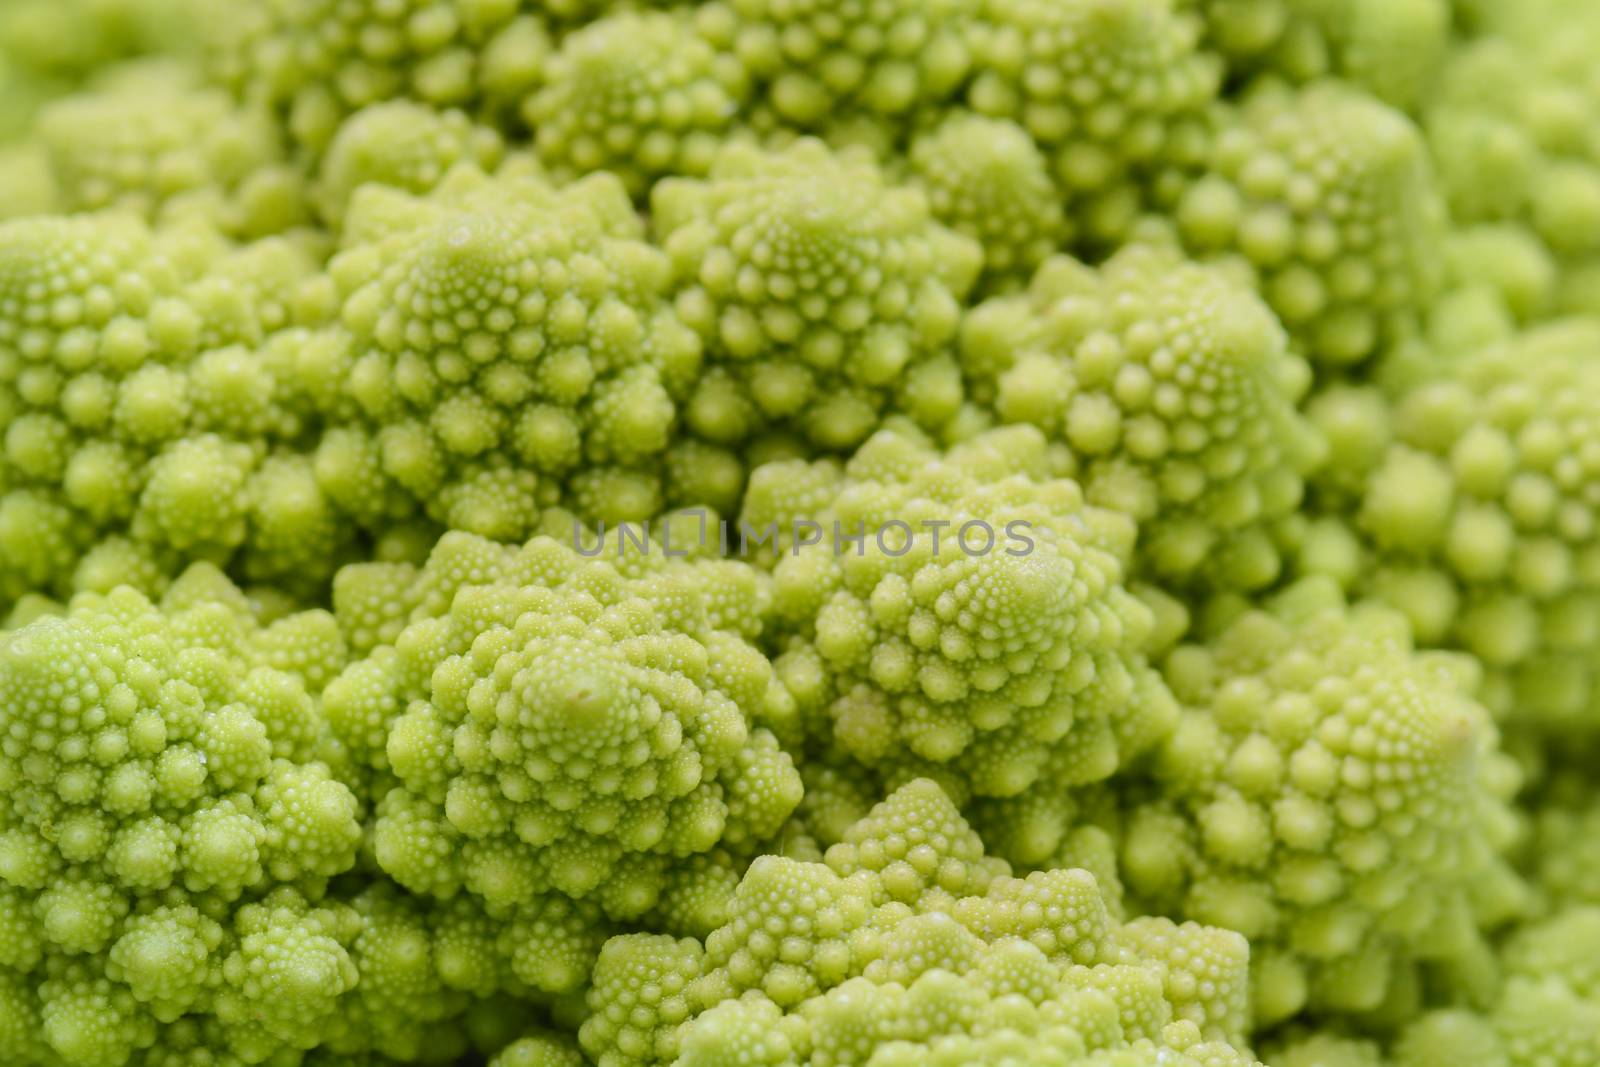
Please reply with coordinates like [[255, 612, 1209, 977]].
[[526, 12, 749, 197], [204, 0, 549, 151], [310, 882, 595, 1063], [1113, 578, 1525, 1026], [0, 570, 365, 1067], [741, 426, 1178, 845], [1425, 20, 1600, 316], [961, 244, 1325, 591], [33, 62, 307, 239], [1389, 908, 1600, 1067], [316, 101, 505, 225], [0, 213, 354, 608], [579, 778, 1259, 1067], [317, 163, 704, 536], [653, 139, 981, 452], [1175, 81, 1445, 367], [0, 0, 201, 141], [908, 112, 1070, 290], [102, 887, 588, 1067], [324, 531, 803, 922], [1312, 321, 1600, 733], [488, 1028, 587, 1067], [1184, 0, 1449, 110], [966, 0, 1220, 248], [695, 0, 975, 126]]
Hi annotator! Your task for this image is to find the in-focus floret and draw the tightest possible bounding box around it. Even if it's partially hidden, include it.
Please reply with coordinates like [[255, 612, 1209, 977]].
[[962, 243, 1325, 590], [579, 778, 1259, 1067], [653, 138, 982, 452]]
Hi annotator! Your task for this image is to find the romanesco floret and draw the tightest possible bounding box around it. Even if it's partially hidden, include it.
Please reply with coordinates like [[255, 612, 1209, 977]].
[[1174, 80, 1445, 367], [1183, 0, 1450, 110], [316, 163, 702, 535], [487, 1027, 587, 1067], [907, 111, 1071, 290], [579, 778, 1258, 1067], [1528, 769, 1600, 910], [1387, 907, 1600, 1067], [1311, 322, 1600, 735], [315, 101, 505, 225], [965, 0, 1220, 248], [0, 213, 354, 609], [3, 1, 1600, 1064], [742, 426, 1178, 845], [204, 0, 548, 151], [1112, 579, 1524, 1025], [0, 0, 200, 140], [653, 139, 981, 453], [1423, 14, 1600, 315], [0, 571, 362, 1066], [695, 0, 975, 127], [324, 531, 803, 922], [526, 12, 748, 196], [961, 243, 1325, 590], [33, 62, 305, 239]]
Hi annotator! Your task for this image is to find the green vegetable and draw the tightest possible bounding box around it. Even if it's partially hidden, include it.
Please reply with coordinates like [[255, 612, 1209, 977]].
[[5, 2, 1600, 1065]]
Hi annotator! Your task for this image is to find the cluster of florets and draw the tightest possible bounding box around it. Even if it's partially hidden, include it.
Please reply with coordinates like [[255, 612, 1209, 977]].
[[0, 568, 363, 1065], [1174, 81, 1446, 368], [1424, 6, 1600, 317], [27, 63, 302, 239], [580, 778, 1259, 1067], [1307, 323, 1600, 734], [1182, 0, 1451, 110], [526, 12, 749, 194], [740, 426, 1178, 842], [314, 163, 704, 536], [9, 2, 1600, 1067], [0, 0, 199, 141], [653, 139, 981, 452], [204, 0, 549, 152], [0, 212, 346, 607], [323, 530, 803, 924], [962, 243, 1325, 589], [1108, 579, 1524, 1025]]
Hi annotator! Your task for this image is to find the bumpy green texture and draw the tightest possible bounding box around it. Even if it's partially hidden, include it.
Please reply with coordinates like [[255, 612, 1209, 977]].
[[9, 1, 1600, 1064], [962, 244, 1324, 590], [487, 1027, 586, 1067], [1113, 579, 1524, 1025], [1529, 770, 1600, 910], [316, 163, 703, 535], [696, 0, 975, 126], [1302, 907, 1600, 1067], [526, 12, 748, 195], [1421, 4, 1600, 314], [1175, 81, 1445, 367], [31, 63, 304, 238], [0, 568, 362, 1066], [908, 111, 1070, 290], [0, 0, 200, 140], [965, 0, 1219, 248], [204, 0, 549, 151], [580, 778, 1260, 1067], [315, 101, 504, 224], [653, 139, 981, 452], [1432, 907, 1600, 1067], [741, 426, 1178, 845], [1309, 322, 1600, 735], [1184, 0, 1450, 109], [0, 212, 352, 608], [953, 0, 1216, 251], [324, 530, 803, 923]]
